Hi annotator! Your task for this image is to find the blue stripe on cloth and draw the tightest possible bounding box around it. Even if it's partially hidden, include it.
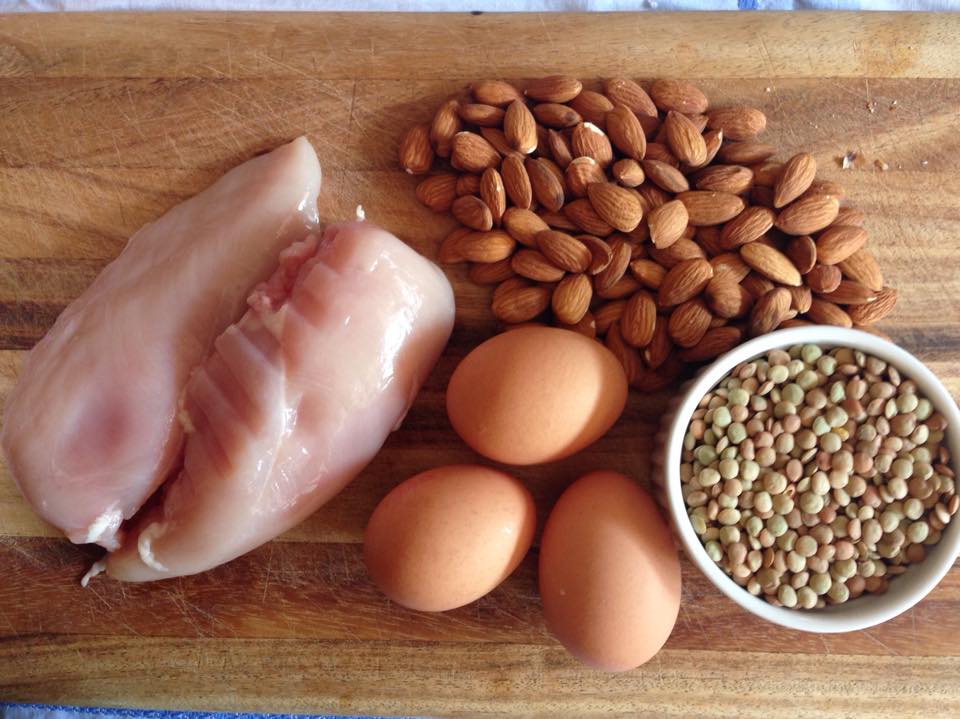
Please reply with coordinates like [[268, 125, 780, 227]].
[[738, 0, 758, 7], [1, 704, 417, 719]]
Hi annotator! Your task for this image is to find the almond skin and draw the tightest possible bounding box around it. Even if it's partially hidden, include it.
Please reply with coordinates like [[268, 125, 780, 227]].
[[645, 143, 679, 167], [719, 206, 775, 250], [569, 90, 614, 128], [658, 257, 714, 307], [678, 326, 743, 362], [525, 75, 583, 103], [668, 298, 712, 348], [838, 248, 883, 291], [479, 127, 514, 156], [398, 123, 434, 175], [471, 79, 523, 107], [580, 235, 614, 274], [594, 300, 627, 334], [706, 277, 752, 318], [707, 106, 767, 141], [552, 273, 593, 324], [833, 206, 867, 228], [536, 230, 592, 273], [533, 103, 582, 128], [587, 182, 644, 233], [818, 279, 876, 305], [437, 227, 471, 264], [564, 198, 615, 237], [665, 111, 707, 167], [848, 287, 897, 324], [630, 259, 667, 289], [597, 274, 643, 300], [642, 320, 673, 369], [456, 173, 482, 196], [605, 323, 642, 384], [594, 238, 633, 291], [642, 159, 690, 194], [648, 199, 689, 249], [458, 230, 515, 263], [511, 248, 566, 282], [480, 168, 506, 224], [502, 207, 548, 247], [492, 283, 551, 323], [450, 131, 500, 173], [775, 194, 840, 235], [504, 99, 538, 155], [677, 191, 746, 226], [816, 225, 868, 265], [649, 237, 706, 269], [571, 122, 614, 167], [710, 252, 752, 283], [650, 79, 709, 114], [807, 298, 853, 327], [786, 235, 818, 274], [468, 258, 515, 285], [716, 142, 777, 165], [605, 78, 658, 117], [612, 158, 645, 187], [774, 152, 817, 208], [547, 129, 574, 168], [740, 242, 802, 286], [452, 195, 494, 231], [751, 161, 783, 187], [526, 157, 565, 212], [565, 156, 606, 198], [749, 287, 793, 335], [788, 285, 813, 314], [695, 164, 754, 195], [415, 173, 458, 213], [606, 105, 647, 161], [620, 290, 657, 347], [458, 103, 505, 127], [501, 154, 533, 210], [806, 263, 843, 294], [430, 99, 462, 158]]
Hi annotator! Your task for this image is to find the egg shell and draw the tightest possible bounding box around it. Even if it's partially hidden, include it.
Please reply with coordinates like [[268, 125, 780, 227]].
[[539, 470, 681, 672], [446, 327, 628, 466], [363, 464, 536, 612]]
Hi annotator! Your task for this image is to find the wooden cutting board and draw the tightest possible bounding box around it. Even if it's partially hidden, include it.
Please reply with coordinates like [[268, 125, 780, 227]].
[[1, 12, 959, 718]]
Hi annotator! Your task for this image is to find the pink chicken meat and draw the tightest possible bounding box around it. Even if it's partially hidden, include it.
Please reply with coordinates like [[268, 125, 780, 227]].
[[104, 221, 454, 581], [1, 137, 321, 549]]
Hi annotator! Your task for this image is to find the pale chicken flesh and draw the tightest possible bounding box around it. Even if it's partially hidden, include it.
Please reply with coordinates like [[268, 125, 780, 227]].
[[2, 138, 321, 549], [104, 221, 454, 581]]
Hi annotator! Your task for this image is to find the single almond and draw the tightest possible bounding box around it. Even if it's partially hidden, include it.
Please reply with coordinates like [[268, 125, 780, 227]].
[[587, 182, 644, 233], [594, 300, 627, 333], [786, 235, 817, 274], [642, 320, 673, 369], [468, 258, 515, 285], [806, 263, 843, 294], [536, 230, 592, 273], [705, 276, 752, 318], [749, 287, 793, 336], [649, 238, 706, 268], [415, 173, 458, 213], [450, 131, 500, 173], [399, 123, 434, 175], [458, 103, 505, 127], [605, 323, 641, 384], [701, 129, 724, 167], [804, 180, 846, 200], [480, 127, 514, 156], [500, 154, 533, 210], [775, 194, 840, 235], [694, 164, 754, 194], [716, 142, 776, 165], [511, 249, 565, 282], [807, 298, 853, 328], [818, 279, 876, 305], [456, 173, 482, 196], [579, 235, 614, 274], [492, 283, 551, 323], [552, 273, 593, 324], [815, 225, 868, 265], [565, 156, 606, 197], [630, 258, 667, 289], [597, 274, 643, 300], [504, 99, 538, 154], [644, 143, 679, 166], [848, 287, 897, 324], [480, 168, 506, 225], [774, 152, 817, 208], [647, 199, 689, 249], [707, 106, 767, 141], [526, 157, 565, 212], [751, 161, 783, 187], [458, 230, 515, 262], [533, 103, 582, 128], [719, 206, 775, 250], [538, 209, 579, 232], [606, 105, 647, 161], [658, 257, 714, 307], [665, 111, 707, 167], [547, 129, 574, 168], [833, 206, 866, 228], [788, 284, 813, 314], [430, 99, 462, 158], [620, 290, 657, 347], [679, 326, 743, 362], [605, 78, 658, 117], [668, 298, 713, 348], [558, 311, 597, 339], [569, 90, 614, 128], [642, 159, 690, 194], [525, 75, 583, 103], [452, 195, 494, 231], [838, 248, 883, 291], [740, 242, 802, 286], [650, 79, 709, 114], [502, 207, 548, 247], [710, 252, 752, 283], [571, 122, 615, 167], [695, 226, 723, 256], [437, 227, 471, 264], [594, 238, 633, 291], [612, 158, 645, 187], [741, 272, 775, 299], [636, 182, 672, 210], [471, 79, 523, 107], [677, 191, 746, 226], [564, 198, 615, 237]]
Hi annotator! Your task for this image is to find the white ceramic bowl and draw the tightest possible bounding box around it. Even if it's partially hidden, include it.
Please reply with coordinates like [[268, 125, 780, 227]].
[[653, 326, 960, 633]]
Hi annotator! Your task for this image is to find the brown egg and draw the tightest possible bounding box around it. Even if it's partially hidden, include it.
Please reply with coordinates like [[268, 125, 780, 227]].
[[446, 327, 627, 465], [363, 465, 536, 612], [539, 471, 681, 671]]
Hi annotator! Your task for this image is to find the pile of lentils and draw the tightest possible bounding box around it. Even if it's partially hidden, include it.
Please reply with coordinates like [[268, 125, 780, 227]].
[[681, 344, 957, 610]]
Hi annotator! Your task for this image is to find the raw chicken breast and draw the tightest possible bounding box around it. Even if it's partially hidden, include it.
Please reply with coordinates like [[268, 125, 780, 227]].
[[105, 221, 454, 581], [2, 138, 321, 549]]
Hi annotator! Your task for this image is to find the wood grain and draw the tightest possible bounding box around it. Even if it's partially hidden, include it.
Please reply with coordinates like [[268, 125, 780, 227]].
[[1, 11, 959, 717]]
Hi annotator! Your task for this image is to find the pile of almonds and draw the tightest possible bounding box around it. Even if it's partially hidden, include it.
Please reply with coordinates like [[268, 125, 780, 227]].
[[398, 76, 898, 391]]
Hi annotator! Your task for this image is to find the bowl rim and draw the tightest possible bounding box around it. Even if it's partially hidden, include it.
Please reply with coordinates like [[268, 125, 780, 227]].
[[663, 325, 960, 633]]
